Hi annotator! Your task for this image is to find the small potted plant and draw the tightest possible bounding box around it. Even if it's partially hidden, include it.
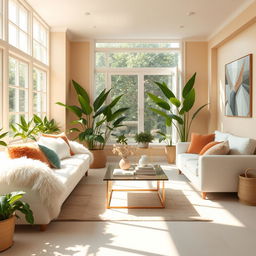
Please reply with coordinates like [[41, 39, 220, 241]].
[[134, 132, 154, 148], [157, 131, 176, 163], [0, 191, 34, 252]]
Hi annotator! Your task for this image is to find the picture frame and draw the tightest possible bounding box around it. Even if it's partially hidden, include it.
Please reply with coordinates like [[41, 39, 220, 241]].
[[225, 54, 252, 117]]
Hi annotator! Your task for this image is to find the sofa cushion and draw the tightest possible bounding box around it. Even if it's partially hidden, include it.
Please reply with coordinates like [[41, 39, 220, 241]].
[[38, 144, 61, 169], [177, 153, 199, 176], [228, 134, 256, 155], [187, 133, 215, 154], [203, 141, 230, 155], [199, 141, 221, 155], [214, 131, 230, 142], [38, 136, 71, 160]]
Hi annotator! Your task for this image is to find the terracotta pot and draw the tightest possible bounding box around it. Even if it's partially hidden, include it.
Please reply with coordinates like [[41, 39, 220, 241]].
[[0, 216, 15, 252], [138, 142, 149, 148], [119, 158, 131, 170], [165, 146, 176, 164], [90, 149, 107, 168]]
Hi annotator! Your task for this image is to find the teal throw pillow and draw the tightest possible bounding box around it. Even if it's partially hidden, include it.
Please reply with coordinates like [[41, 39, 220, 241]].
[[38, 144, 61, 169]]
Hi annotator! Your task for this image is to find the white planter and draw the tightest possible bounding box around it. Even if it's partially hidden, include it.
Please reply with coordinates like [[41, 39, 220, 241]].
[[138, 142, 149, 148]]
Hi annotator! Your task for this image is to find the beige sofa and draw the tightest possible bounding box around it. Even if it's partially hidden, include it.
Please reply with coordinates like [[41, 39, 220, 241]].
[[176, 131, 256, 199]]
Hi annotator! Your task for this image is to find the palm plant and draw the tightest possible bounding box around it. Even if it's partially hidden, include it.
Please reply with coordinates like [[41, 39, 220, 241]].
[[57, 80, 128, 150], [0, 191, 34, 224], [147, 73, 208, 142], [33, 115, 60, 134], [11, 116, 37, 141], [0, 128, 8, 146]]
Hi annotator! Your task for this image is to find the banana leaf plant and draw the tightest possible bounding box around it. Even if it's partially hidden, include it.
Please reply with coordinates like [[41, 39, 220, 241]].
[[11, 116, 37, 142], [57, 80, 128, 150], [147, 73, 208, 142], [33, 115, 60, 134]]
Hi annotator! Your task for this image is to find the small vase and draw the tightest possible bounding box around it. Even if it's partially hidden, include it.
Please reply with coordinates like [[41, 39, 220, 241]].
[[119, 158, 131, 170], [138, 155, 150, 167]]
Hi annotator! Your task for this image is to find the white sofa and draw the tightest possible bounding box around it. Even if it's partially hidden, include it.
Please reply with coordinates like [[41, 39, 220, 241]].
[[0, 141, 92, 230], [176, 131, 256, 199]]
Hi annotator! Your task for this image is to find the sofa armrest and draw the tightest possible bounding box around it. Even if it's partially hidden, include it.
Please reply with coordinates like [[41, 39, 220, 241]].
[[176, 142, 190, 155], [198, 155, 256, 191]]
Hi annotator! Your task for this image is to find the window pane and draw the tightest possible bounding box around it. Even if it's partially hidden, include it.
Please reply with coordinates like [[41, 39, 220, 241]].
[[9, 58, 17, 85], [8, 88, 27, 112], [8, 0, 17, 24], [8, 23, 18, 47], [33, 92, 41, 112], [144, 75, 173, 140], [19, 62, 28, 88], [111, 75, 138, 140], [109, 52, 179, 68], [95, 72, 105, 97], [19, 31, 28, 53], [19, 7, 28, 32], [96, 52, 106, 68]]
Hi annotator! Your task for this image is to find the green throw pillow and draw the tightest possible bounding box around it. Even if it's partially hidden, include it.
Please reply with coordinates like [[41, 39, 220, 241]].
[[38, 144, 61, 169]]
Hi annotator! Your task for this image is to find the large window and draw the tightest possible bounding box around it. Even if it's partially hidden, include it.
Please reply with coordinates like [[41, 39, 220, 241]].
[[8, 0, 29, 53], [0, 0, 50, 141], [95, 41, 181, 142]]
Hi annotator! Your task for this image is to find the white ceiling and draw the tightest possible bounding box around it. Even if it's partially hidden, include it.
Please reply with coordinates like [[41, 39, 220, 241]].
[[27, 0, 254, 41]]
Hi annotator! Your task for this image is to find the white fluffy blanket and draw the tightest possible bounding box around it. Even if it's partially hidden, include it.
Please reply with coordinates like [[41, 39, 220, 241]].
[[0, 141, 93, 219]]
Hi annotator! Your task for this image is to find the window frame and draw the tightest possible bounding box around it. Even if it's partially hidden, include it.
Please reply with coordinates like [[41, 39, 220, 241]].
[[94, 40, 182, 144], [0, 0, 50, 143]]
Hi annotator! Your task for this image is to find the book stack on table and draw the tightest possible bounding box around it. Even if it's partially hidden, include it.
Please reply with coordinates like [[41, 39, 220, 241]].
[[135, 165, 156, 175]]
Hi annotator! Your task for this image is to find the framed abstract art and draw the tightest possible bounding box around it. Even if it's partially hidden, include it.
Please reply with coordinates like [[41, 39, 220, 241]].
[[225, 54, 252, 117]]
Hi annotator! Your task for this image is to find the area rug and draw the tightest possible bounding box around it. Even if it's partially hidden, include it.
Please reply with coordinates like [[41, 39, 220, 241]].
[[56, 164, 231, 221]]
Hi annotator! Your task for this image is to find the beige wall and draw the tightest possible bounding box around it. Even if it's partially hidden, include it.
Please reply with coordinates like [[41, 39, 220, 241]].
[[50, 32, 68, 131], [216, 23, 256, 138], [184, 41, 209, 136], [208, 1, 256, 138]]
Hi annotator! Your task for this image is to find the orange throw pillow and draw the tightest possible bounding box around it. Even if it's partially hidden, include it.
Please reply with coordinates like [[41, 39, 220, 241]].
[[187, 133, 215, 154], [42, 133, 74, 155], [8, 144, 51, 167], [199, 141, 221, 155]]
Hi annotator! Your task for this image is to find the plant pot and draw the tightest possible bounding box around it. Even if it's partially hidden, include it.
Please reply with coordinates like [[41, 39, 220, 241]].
[[165, 146, 176, 164], [138, 142, 149, 148], [0, 216, 15, 252], [90, 149, 107, 169], [119, 158, 131, 170]]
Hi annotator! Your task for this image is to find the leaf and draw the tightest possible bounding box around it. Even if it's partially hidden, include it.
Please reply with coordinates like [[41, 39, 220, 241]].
[[108, 94, 123, 109], [147, 93, 170, 110], [33, 114, 42, 124], [78, 95, 93, 115], [93, 105, 109, 118], [181, 88, 195, 112], [153, 81, 175, 99], [169, 114, 184, 125], [84, 128, 93, 135], [20, 116, 27, 129], [93, 89, 111, 111], [56, 102, 83, 118], [107, 108, 129, 122], [0, 132, 8, 139], [96, 119, 106, 128], [113, 116, 126, 127], [0, 141, 7, 146], [95, 135, 105, 144], [170, 97, 181, 108], [72, 80, 90, 103], [192, 103, 209, 120], [69, 128, 80, 133], [182, 72, 196, 98], [8, 191, 25, 204]]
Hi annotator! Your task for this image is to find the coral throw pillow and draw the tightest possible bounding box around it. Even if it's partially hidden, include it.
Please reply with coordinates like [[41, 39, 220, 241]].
[[199, 141, 221, 155], [187, 133, 215, 154], [42, 133, 74, 155], [8, 144, 51, 167]]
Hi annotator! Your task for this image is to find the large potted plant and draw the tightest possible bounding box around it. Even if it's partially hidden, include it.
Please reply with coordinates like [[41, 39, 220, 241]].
[[147, 73, 208, 142], [134, 132, 154, 148], [57, 80, 128, 168], [0, 191, 34, 252]]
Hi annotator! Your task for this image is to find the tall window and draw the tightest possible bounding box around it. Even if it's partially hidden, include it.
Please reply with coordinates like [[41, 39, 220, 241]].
[[8, 56, 28, 129], [8, 0, 29, 53], [33, 67, 47, 117], [33, 18, 48, 64], [95, 41, 181, 142]]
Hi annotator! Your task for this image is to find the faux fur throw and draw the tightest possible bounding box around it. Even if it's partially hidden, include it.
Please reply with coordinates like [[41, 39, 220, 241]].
[[69, 140, 94, 164], [0, 157, 65, 218]]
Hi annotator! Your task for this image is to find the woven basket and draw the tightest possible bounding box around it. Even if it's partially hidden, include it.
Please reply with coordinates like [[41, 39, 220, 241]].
[[238, 168, 256, 206]]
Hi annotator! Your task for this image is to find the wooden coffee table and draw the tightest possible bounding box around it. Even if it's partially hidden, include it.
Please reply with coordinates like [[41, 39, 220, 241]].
[[103, 164, 169, 209]]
